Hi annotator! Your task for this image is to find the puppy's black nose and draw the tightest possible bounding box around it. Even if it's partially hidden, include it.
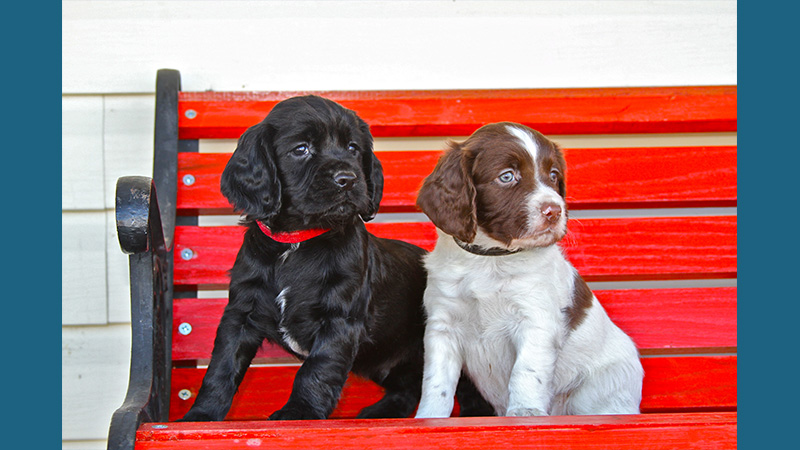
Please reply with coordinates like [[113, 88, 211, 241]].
[[333, 171, 357, 190], [541, 203, 562, 223]]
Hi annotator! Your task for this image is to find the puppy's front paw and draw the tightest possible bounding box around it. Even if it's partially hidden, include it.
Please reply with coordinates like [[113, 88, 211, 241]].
[[506, 407, 547, 417], [176, 409, 219, 422], [269, 403, 325, 420]]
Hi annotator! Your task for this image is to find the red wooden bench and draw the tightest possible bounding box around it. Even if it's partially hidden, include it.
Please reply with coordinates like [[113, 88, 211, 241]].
[[107, 69, 737, 449]]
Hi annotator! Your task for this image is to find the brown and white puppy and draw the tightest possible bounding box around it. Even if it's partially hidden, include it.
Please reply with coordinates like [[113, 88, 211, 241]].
[[414, 122, 643, 418]]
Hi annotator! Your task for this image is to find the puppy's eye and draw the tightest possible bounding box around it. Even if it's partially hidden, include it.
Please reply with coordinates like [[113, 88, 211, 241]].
[[549, 169, 560, 183], [498, 170, 516, 184], [291, 144, 310, 157], [347, 142, 359, 153]]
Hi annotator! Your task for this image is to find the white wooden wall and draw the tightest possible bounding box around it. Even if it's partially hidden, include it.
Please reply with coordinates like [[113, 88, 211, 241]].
[[61, 1, 737, 448]]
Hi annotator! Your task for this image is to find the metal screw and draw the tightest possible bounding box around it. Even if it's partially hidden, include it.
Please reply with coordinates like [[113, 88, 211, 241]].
[[152, 424, 168, 429], [184, 109, 197, 119], [178, 322, 193, 335], [178, 389, 192, 400], [182, 174, 195, 186], [181, 248, 194, 260]]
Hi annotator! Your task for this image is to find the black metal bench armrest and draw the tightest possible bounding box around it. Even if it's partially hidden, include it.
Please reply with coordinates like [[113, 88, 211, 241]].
[[115, 176, 165, 254], [108, 69, 181, 450], [107, 176, 173, 450]]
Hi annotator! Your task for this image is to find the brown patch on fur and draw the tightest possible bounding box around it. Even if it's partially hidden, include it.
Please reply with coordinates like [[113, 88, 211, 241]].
[[565, 272, 593, 330], [416, 143, 478, 243], [529, 129, 567, 199], [465, 124, 537, 245]]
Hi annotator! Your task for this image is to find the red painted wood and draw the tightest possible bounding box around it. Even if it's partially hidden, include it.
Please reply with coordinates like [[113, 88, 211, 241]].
[[640, 357, 737, 414], [560, 216, 736, 282], [596, 287, 737, 355], [177, 86, 737, 139], [176, 146, 737, 214], [172, 287, 736, 361], [563, 145, 737, 209], [172, 216, 736, 289], [138, 412, 737, 450], [173, 222, 434, 290], [176, 152, 231, 215], [176, 151, 443, 215], [169, 356, 735, 420], [170, 366, 379, 421], [173, 225, 245, 290], [172, 299, 295, 362]]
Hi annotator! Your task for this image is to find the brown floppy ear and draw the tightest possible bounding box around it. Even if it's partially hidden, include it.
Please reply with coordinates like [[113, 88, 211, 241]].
[[416, 142, 477, 243]]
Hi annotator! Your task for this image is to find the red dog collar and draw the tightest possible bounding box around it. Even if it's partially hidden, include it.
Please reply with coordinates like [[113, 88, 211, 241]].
[[256, 221, 331, 244]]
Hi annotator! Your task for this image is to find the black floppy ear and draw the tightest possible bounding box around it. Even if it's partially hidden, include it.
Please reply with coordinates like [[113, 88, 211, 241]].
[[359, 122, 383, 222], [220, 122, 282, 222], [416, 142, 477, 243], [361, 150, 383, 222]]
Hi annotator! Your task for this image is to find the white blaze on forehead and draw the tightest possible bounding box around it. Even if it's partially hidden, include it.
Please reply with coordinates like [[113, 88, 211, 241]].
[[505, 125, 539, 166], [503, 124, 567, 244]]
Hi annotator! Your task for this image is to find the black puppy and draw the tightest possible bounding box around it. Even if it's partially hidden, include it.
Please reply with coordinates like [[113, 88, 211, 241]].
[[180, 96, 490, 421]]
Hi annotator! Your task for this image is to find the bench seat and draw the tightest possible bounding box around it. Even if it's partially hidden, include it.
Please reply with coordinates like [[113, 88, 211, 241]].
[[107, 69, 737, 450]]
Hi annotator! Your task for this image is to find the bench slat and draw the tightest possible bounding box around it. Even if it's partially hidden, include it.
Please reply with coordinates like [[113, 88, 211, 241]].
[[560, 215, 736, 282], [168, 355, 735, 421], [177, 146, 736, 214], [564, 145, 736, 209], [138, 412, 737, 450], [178, 86, 737, 139], [598, 287, 736, 355], [172, 287, 736, 361], [173, 216, 736, 289], [141, 412, 737, 450]]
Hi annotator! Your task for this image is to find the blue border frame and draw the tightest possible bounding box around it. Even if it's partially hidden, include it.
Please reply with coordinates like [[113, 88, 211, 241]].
[[9, 1, 61, 447], [738, 1, 796, 448]]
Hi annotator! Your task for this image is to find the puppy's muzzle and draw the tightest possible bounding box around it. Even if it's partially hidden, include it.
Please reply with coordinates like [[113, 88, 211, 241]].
[[334, 171, 358, 191]]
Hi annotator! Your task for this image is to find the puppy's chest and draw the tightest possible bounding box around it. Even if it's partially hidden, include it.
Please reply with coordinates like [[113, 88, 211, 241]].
[[462, 284, 551, 339], [272, 287, 313, 357], [270, 274, 341, 358], [449, 261, 573, 338], [268, 255, 366, 358]]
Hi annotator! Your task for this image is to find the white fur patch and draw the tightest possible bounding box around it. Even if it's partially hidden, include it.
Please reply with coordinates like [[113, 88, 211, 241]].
[[279, 243, 300, 263], [506, 124, 539, 165], [275, 287, 309, 357], [275, 287, 289, 315]]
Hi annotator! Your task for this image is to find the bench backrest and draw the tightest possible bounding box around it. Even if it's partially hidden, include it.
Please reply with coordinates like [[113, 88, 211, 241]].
[[166, 74, 736, 420]]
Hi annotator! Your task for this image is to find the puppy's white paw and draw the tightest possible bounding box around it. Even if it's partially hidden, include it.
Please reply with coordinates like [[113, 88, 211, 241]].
[[506, 407, 547, 417], [414, 404, 451, 419], [414, 411, 449, 419]]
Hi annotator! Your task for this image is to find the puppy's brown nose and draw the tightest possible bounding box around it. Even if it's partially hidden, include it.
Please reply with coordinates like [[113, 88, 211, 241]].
[[541, 203, 562, 223], [334, 171, 357, 190]]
